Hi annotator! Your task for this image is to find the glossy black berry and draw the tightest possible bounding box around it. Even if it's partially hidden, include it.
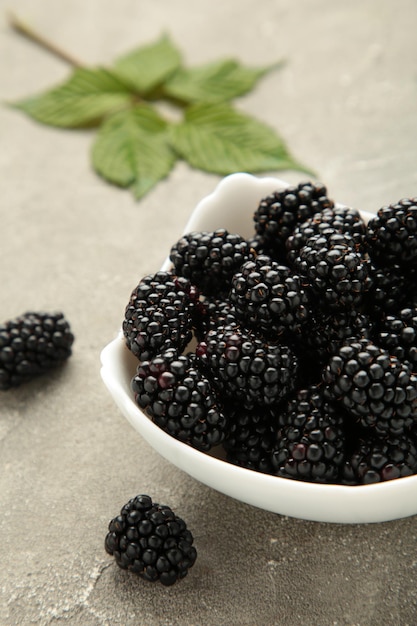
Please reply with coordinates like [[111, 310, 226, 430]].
[[323, 337, 417, 436], [169, 229, 253, 296], [131, 349, 227, 451], [0, 311, 74, 390], [105, 494, 197, 585], [253, 181, 334, 260], [366, 198, 417, 266], [270, 386, 346, 483], [123, 272, 198, 361]]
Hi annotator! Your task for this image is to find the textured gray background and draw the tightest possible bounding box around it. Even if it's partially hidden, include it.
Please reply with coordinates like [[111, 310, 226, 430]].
[[2, 1, 417, 624]]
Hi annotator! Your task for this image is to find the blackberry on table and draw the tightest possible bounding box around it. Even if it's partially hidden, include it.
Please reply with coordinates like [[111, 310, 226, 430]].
[[366, 198, 417, 266], [293, 231, 372, 310], [196, 323, 299, 409], [169, 229, 253, 296], [230, 255, 312, 339], [322, 337, 417, 437], [123, 272, 198, 362], [374, 307, 417, 369], [222, 405, 276, 473], [105, 494, 197, 586], [253, 181, 334, 260], [270, 385, 346, 484], [0, 311, 74, 390], [342, 432, 417, 485], [131, 349, 227, 451]]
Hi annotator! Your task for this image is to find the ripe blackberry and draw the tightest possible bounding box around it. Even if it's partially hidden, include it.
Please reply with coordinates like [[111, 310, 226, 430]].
[[342, 432, 417, 485], [253, 181, 334, 260], [169, 229, 253, 296], [222, 405, 276, 473], [322, 337, 417, 436], [293, 231, 372, 310], [123, 272, 198, 361], [0, 311, 74, 390], [366, 198, 417, 266], [374, 307, 417, 369], [286, 206, 366, 264], [270, 386, 346, 483], [193, 296, 237, 342], [105, 494, 197, 585], [229, 255, 312, 339], [131, 349, 227, 451], [196, 324, 299, 409]]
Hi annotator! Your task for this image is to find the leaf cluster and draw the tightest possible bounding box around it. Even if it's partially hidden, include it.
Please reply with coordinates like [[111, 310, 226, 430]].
[[12, 34, 312, 199]]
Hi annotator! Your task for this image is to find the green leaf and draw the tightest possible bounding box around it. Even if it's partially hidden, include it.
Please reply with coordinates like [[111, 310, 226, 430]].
[[113, 34, 182, 95], [164, 59, 282, 104], [169, 102, 313, 175], [12, 67, 133, 128], [91, 104, 177, 199]]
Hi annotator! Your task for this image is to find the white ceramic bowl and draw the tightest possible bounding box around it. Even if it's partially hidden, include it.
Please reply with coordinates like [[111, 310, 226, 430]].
[[100, 172, 417, 524]]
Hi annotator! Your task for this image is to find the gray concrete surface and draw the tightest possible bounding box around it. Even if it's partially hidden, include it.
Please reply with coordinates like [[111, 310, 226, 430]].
[[2, 1, 417, 624]]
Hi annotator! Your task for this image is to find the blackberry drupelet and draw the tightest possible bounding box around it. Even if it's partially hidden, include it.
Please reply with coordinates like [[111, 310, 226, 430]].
[[253, 181, 334, 260], [105, 494, 197, 586], [123, 272, 198, 362], [374, 307, 417, 369], [229, 255, 312, 339], [0, 311, 74, 390], [196, 323, 299, 409], [323, 337, 417, 436], [342, 432, 417, 485], [366, 198, 417, 266], [131, 348, 227, 451], [270, 385, 346, 483], [286, 206, 366, 264], [169, 229, 253, 296], [222, 405, 276, 473], [293, 231, 372, 310]]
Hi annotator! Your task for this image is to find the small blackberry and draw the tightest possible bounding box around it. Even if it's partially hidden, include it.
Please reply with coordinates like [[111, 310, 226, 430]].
[[323, 337, 417, 436], [169, 229, 253, 296], [293, 231, 372, 310], [196, 323, 299, 409], [342, 432, 417, 485], [286, 206, 366, 264], [131, 349, 227, 451], [270, 386, 346, 484], [222, 405, 276, 473], [374, 307, 417, 369], [0, 311, 74, 390], [366, 198, 417, 266], [123, 272, 198, 362], [193, 296, 237, 343], [229, 255, 312, 339], [105, 494, 197, 585], [253, 181, 334, 260]]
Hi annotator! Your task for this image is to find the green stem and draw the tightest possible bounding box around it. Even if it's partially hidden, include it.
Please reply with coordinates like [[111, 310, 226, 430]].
[[8, 11, 84, 67]]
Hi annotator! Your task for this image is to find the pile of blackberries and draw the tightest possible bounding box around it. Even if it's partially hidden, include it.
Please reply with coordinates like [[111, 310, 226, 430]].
[[123, 182, 417, 486]]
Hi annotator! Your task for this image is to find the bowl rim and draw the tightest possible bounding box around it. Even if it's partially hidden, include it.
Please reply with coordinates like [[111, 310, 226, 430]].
[[100, 172, 417, 524]]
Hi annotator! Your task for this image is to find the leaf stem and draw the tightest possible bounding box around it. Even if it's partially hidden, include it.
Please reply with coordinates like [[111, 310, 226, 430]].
[[7, 11, 85, 68]]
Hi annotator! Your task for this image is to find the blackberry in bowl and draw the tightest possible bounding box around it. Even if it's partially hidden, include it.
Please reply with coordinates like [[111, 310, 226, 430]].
[[101, 173, 417, 524]]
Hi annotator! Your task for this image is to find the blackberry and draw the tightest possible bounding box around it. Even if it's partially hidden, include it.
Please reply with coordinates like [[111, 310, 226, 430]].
[[286, 206, 366, 264], [293, 231, 372, 310], [169, 229, 253, 296], [0, 311, 74, 390], [105, 494, 197, 585], [374, 307, 417, 369], [193, 296, 237, 342], [270, 386, 346, 483], [366, 198, 417, 266], [222, 405, 276, 473], [253, 181, 334, 260], [342, 432, 417, 485], [230, 255, 312, 339], [196, 324, 299, 409], [123, 272, 198, 361], [131, 348, 227, 451], [322, 337, 417, 436]]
